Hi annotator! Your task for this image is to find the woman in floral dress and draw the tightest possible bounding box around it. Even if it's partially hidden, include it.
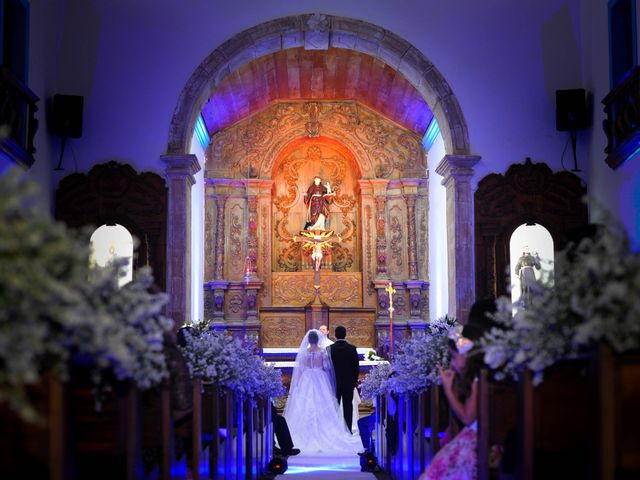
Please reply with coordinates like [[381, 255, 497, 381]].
[[420, 299, 496, 480]]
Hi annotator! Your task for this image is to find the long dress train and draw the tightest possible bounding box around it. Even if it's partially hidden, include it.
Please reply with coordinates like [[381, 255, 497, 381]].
[[284, 337, 361, 455]]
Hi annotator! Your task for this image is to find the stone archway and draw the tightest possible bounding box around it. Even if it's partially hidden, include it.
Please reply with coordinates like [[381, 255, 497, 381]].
[[165, 13, 470, 158], [163, 13, 479, 325]]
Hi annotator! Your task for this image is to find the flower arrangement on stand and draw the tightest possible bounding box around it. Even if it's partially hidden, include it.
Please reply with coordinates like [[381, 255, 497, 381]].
[[359, 316, 458, 398], [0, 170, 174, 422], [360, 362, 391, 401], [177, 326, 284, 399], [482, 220, 640, 385], [385, 315, 458, 394]]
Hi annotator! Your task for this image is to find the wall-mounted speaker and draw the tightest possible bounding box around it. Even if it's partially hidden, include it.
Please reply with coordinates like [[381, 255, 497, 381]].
[[556, 89, 588, 132], [50, 94, 84, 138]]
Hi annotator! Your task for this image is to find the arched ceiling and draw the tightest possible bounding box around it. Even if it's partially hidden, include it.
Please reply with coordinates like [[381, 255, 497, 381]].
[[200, 47, 434, 137]]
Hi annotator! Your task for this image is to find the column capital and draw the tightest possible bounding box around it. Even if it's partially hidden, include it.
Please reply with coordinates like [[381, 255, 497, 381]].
[[161, 154, 201, 182], [435, 154, 481, 182]]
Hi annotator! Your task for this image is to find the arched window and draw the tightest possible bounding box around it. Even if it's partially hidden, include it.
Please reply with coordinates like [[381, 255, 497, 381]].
[[90, 224, 134, 287], [509, 224, 554, 308]]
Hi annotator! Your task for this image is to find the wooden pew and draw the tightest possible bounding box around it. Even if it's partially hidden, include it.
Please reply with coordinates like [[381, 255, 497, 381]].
[[0, 374, 69, 479], [593, 343, 640, 480], [477, 369, 518, 480], [518, 359, 591, 480], [62, 366, 143, 480]]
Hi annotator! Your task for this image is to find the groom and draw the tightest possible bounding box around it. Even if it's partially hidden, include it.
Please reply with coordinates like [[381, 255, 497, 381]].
[[328, 325, 360, 432]]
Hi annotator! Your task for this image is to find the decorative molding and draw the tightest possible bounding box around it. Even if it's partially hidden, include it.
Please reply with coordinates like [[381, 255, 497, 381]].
[[260, 313, 307, 347], [272, 272, 362, 307], [474, 158, 588, 300], [55, 161, 168, 291], [329, 312, 376, 347], [365, 204, 374, 296], [206, 101, 425, 181]]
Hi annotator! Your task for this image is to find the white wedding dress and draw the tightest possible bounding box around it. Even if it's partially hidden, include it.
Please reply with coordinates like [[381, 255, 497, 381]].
[[283, 330, 362, 455]]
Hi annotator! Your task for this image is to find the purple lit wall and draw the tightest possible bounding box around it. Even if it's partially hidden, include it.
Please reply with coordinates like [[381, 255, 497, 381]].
[[24, 0, 637, 248]]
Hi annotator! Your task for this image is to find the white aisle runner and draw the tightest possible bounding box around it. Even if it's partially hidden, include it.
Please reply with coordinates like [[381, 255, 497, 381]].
[[274, 454, 377, 479]]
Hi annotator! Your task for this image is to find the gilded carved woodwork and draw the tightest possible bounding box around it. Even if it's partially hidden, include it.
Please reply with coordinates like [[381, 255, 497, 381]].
[[55, 161, 167, 291], [389, 215, 404, 273], [328, 313, 376, 347], [375, 196, 388, 275], [272, 272, 362, 307], [365, 205, 374, 296], [418, 195, 428, 280], [205, 101, 425, 181], [474, 159, 588, 300], [215, 196, 226, 279], [259, 203, 271, 303], [247, 195, 258, 274], [405, 194, 418, 279], [261, 313, 307, 348], [228, 205, 244, 279], [202, 100, 430, 334], [272, 142, 358, 273]]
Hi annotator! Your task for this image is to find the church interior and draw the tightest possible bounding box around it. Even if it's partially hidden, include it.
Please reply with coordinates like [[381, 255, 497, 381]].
[[1, 0, 639, 479]]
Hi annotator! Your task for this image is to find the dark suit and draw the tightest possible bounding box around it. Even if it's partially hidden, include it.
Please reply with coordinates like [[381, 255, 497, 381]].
[[329, 339, 360, 432], [272, 406, 295, 452]]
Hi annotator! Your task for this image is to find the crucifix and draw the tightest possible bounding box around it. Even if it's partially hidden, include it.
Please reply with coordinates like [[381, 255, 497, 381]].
[[385, 281, 396, 356], [292, 230, 342, 301]]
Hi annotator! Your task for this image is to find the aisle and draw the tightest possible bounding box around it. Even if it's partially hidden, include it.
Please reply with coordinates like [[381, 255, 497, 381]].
[[274, 454, 377, 479]]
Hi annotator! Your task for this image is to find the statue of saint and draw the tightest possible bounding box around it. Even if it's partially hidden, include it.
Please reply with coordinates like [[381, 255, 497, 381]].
[[304, 176, 335, 231], [515, 245, 541, 307]]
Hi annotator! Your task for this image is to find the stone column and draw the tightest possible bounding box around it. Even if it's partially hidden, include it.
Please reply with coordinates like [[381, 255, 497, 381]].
[[162, 154, 201, 327], [435, 155, 481, 323]]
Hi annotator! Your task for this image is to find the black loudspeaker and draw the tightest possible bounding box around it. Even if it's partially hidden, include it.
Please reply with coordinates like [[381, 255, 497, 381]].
[[50, 94, 84, 138], [556, 89, 587, 131]]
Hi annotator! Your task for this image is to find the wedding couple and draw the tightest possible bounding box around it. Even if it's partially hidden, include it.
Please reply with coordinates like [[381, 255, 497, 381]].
[[283, 326, 362, 455]]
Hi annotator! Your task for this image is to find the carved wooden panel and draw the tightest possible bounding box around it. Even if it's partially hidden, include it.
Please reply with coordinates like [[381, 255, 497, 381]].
[[226, 201, 245, 281], [55, 161, 167, 291], [260, 312, 307, 347], [258, 198, 273, 306], [272, 272, 362, 307], [416, 185, 429, 281], [388, 203, 406, 278], [475, 159, 588, 299], [329, 310, 376, 347], [205, 100, 425, 181], [271, 141, 359, 273]]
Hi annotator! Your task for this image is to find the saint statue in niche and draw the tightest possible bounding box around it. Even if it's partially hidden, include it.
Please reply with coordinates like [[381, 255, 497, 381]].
[[515, 245, 542, 307], [303, 176, 336, 231]]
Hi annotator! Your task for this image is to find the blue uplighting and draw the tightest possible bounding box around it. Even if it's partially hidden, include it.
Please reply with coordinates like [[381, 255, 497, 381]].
[[195, 114, 211, 150], [422, 117, 440, 151], [279, 455, 364, 476]]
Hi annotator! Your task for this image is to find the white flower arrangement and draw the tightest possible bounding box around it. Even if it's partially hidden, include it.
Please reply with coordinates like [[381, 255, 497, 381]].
[[178, 326, 284, 399], [365, 349, 382, 361], [359, 316, 458, 399], [482, 219, 640, 385], [359, 362, 391, 401], [0, 170, 174, 422], [385, 315, 458, 394]]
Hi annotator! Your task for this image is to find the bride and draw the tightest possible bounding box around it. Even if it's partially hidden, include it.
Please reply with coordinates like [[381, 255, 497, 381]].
[[283, 329, 362, 455]]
